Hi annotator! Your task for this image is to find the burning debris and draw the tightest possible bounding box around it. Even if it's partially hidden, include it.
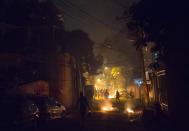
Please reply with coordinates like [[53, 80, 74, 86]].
[[100, 99, 118, 112]]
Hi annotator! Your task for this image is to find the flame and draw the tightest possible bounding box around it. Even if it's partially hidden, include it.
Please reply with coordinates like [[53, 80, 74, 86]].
[[101, 100, 115, 112], [102, 106, 114, 111], [108, 95, 114, 99], [126, 108, 134, 113]]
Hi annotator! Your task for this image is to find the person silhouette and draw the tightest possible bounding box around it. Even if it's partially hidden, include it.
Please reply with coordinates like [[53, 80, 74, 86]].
[[77, 92, 90, 121], [104, 89, 109, 99], [116, 90, 120, 103]]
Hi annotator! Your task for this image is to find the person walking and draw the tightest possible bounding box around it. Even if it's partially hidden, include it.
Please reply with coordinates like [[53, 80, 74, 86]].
[[77, 92, 90, 121]]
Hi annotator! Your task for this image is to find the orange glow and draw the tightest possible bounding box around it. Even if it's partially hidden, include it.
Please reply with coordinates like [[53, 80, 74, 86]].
[[94, 66, 126, 101], [100, 100, 118, 112], [108, 95, 114, 99], [101, 106, 114, 111], [126, 108, 134, 113]]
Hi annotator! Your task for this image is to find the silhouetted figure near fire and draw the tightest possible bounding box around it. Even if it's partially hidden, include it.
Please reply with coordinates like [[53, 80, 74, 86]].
[[116, 90, 120, 103], [104, 89, 109, 99], [77, 92, 90, 121]]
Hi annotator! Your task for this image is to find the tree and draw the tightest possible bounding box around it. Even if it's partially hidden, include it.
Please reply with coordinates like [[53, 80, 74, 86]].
[[125, 0, 188, 129], [61, 30, 103, 74], [125, 0, 187, 54]]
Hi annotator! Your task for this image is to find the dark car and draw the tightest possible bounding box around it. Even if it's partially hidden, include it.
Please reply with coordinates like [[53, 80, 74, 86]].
[[0, 96, 39, 130], [30, 96, 66, 123]]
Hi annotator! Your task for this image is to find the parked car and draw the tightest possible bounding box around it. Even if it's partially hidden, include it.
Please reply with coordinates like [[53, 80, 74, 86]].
[[30, 96, 66, 122], [0, 96, 39, 130]]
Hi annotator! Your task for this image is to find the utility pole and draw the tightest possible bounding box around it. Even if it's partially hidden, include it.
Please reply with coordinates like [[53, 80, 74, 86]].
[[139, 47, 149, 105]]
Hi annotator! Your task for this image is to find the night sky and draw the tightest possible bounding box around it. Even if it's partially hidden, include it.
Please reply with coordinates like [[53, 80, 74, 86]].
[[55, 0, 138, 43]]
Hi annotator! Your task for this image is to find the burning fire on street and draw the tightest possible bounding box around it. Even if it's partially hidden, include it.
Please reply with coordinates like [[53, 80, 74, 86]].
[[101, 106, 114, 112], [126, 108, 134, 114], [100, 100, 118, 112], [124, 101, 143, 117]]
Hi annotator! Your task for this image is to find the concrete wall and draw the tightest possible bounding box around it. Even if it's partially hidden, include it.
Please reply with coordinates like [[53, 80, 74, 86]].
[[57, 53, 74, 109]]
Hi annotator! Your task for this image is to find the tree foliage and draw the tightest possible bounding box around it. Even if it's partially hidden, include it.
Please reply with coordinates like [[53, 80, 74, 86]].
[[125, 0, 188, 72], [60, 30, 103, 74], [125, 0, 187, 50]]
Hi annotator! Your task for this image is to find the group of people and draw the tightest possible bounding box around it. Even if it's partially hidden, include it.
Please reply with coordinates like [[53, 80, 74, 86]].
[[95, 89, 109, 99], [95, 89, 121, 101]]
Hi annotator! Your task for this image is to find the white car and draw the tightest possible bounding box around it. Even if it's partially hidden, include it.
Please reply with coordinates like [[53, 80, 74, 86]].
[[31, 96, 66, 121], [47, 99, 67, 119]]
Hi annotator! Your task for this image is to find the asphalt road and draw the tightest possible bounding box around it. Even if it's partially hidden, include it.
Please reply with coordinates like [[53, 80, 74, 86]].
[[35, 111, 146, 131]]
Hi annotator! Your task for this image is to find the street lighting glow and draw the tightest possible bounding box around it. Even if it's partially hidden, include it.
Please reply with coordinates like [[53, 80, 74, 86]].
[[97, 78, 101, 83]]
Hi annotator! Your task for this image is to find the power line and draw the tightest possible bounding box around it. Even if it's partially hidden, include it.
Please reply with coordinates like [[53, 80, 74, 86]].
[[56, 1, 97, 28], [57, 0, 117, 32], [111, 0, 128, 8], [63, 0, 117, 31], [56, 1, 87, 20], [57, 2, 112, 36], [56, 3, 93, 28]]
